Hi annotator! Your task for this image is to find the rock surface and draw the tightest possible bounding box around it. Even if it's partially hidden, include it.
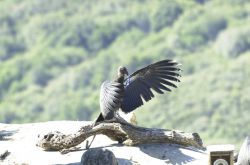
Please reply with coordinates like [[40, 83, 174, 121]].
[[0, 121, 208, 165]]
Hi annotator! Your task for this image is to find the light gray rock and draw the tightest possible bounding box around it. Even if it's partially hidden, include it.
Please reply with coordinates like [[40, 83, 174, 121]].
[[0, 121, 208, 165]]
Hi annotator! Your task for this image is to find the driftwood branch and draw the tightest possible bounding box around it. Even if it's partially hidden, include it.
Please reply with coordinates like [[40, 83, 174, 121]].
[[36, 119, 204, 152]]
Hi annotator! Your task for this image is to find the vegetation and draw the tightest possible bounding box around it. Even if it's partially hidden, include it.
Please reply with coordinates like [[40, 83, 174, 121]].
[[0, 0, 250, 148]]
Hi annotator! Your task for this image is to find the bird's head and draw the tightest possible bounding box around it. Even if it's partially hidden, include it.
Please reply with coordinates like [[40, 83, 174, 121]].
[[118, 66, 128, 77]]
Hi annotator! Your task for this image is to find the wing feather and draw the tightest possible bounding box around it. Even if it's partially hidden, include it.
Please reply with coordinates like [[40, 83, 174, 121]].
[[154, 77, 178, 88], [100, 81, 123, 116], [121, 59, 181, 113]]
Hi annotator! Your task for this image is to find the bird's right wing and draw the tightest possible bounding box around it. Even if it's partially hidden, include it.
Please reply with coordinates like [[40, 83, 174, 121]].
[[121, 59, 181, 113]]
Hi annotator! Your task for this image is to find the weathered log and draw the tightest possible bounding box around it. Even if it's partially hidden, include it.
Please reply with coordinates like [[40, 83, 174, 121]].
[[36, 119, 204, 153]]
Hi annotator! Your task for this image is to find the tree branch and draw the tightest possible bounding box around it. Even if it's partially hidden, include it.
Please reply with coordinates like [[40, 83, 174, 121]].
[[36, 120, 204, 152]]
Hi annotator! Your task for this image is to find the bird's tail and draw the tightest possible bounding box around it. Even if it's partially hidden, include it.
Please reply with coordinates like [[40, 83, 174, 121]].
[[94, 113, 104, 125]]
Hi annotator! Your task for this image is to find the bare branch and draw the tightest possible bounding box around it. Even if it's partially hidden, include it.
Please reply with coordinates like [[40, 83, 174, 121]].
[[36, 120, 204, 152]]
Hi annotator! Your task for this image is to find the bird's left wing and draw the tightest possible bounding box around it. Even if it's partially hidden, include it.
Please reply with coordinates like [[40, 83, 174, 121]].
[[121, 59, 181, 113], [100, 81, 123, 112]]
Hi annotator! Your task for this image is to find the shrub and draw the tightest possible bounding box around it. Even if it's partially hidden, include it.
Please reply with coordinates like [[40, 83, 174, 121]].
[[152, 1, 183, 31], [171, 11, 227, 51], [31, 66, 53, 86], [215, 26, 250, 57]]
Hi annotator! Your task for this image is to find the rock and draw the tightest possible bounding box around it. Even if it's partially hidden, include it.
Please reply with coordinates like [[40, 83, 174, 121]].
[[0, 121, 208, 164], [81, 148, 118, 165]]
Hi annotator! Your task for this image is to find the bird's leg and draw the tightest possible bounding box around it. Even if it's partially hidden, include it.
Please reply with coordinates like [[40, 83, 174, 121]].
[[85, 134, 96, 150], [87, 113, 104, 149], [95, 115, 129, 125], [94, 118, 119, 124], [87, 115, 119, 149], [114, 112, 131, 125], [85, 113, 132, 149]]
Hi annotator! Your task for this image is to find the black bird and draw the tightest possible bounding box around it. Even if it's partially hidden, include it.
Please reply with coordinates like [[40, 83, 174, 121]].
[[95, 59, 181, 123], [86, 59, 181, 149]]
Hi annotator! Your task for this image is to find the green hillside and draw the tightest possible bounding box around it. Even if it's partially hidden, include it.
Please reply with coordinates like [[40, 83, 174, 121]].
[[1, 0, 250, 148]]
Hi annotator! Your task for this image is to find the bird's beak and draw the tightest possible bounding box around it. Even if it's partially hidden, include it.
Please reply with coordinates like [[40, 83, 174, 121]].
[[125, 69, 129, 76]]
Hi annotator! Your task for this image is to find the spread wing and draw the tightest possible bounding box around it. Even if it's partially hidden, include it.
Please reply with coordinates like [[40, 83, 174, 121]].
[[121, 59, 181, 113], [100, 81, 123, 113]]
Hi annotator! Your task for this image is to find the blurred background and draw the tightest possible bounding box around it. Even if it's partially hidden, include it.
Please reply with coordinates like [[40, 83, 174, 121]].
[[0, 0, 250, 149]]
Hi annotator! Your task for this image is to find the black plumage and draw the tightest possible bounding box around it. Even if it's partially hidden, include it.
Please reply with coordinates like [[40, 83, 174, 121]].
[[95, 59, 181, 123]]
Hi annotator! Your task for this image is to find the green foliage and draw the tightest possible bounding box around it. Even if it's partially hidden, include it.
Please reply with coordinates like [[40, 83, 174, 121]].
[[215, 25, 250, 57], [0, 0, 250, 149], [151, 0, 183, 31], [171, 10, 227, 51]]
